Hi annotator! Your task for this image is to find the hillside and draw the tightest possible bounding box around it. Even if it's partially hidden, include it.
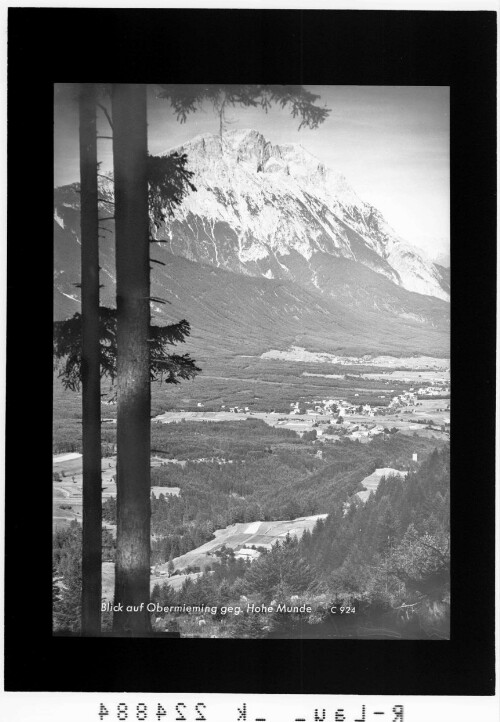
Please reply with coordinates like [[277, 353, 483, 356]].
[[53, 129, 449, 359], [54, 225, 449, 360], [157, 515, 328, 573], [156, 129, 449, 301]]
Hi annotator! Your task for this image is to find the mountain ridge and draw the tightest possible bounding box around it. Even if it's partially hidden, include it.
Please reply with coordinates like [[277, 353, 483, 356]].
[[53, 129, 449, 359], [152, 129, 449, 302]]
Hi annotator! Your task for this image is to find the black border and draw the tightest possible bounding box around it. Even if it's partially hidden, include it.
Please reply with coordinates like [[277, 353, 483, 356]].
[[6, 9, 496, 695]]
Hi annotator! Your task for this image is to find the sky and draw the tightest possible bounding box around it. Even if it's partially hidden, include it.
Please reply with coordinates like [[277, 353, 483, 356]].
[[54, 84, 449, 264]]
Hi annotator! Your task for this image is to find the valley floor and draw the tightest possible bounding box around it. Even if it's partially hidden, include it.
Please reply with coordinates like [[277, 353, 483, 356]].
[[53, 352, 450, 639]]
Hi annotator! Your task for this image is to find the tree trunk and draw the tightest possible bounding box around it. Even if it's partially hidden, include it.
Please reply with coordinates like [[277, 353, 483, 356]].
[[79, 82, 102, 636], [111, 84, 152, 634]]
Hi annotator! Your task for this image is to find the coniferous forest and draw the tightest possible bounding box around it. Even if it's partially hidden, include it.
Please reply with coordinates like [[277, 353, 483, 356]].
[[150, 444, 450, 638], [54, 420, 449, 638]]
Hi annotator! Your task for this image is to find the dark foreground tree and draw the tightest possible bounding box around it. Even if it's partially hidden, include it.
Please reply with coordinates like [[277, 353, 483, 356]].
[[54, 106, 198, 636], [53, 314, 199, 633], [111, 84, 153, 633], [53, 521, 83, 633], [157, 85, 330, 131], [78, 82, 102, 635], [108, 83, 329, 633], [244, 534, 314, 600], [54, 311, 200, 392]]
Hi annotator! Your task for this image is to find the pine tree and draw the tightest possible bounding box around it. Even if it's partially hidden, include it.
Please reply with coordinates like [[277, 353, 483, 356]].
[[79, 82, 102, 635], [54, 558, 83, 633], [107, 84, 329, 633], [53, 522, 83, 633], [229, 611, 267, 639], [244, 535, 314, 600]]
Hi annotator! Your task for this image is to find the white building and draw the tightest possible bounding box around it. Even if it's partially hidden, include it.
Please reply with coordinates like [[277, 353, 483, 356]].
[[234, 548, 261, 561]]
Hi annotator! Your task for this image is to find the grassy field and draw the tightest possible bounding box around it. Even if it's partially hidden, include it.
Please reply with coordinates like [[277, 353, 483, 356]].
[[101, 562, 205, 601], [356, 467, 406, 502], [53, 351, 449, 452], [164, 515, 328, 571], [52, 454, 179, 531], [100, 513, 327, 600]]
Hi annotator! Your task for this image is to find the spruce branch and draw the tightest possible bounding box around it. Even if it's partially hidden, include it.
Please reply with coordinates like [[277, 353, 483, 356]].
[[53, 308, 201, 392]]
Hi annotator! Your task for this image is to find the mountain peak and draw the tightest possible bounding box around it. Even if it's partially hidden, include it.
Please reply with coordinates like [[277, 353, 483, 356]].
[[225, 128, 265, 145], [155, 129, 450, 302], [55, 128, 449, 304], [166, 129, 328, 182]]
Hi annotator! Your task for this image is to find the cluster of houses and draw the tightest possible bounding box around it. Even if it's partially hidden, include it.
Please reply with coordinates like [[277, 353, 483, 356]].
[[313, 419, 386, 441], [416, 385, 450, 397], [289, 399, 363, 416], [341, 422, 385, 440], [387, 390, 418, 409], [233, 546, 262, 561], [290, 398, 389, 418], [178, 383, 449, 418], [288, 382, 450, 421]]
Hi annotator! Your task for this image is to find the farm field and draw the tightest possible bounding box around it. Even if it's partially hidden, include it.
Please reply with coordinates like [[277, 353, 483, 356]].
[[100, 513, 328, 600], [346, 399, 450, 431], [101, 563, 203, 601], [260, 349, 449, 368], [53, 454, 179, 530], [152, 402, 450, 439], [356, 467, 406, 503], [305, 369, 449, 383], [53, 351, 450, 454], [152, 409, 324, 427], [160, 514, 328, 573]]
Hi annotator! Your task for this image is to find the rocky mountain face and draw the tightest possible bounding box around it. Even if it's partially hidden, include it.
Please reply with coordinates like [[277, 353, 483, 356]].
[[156, 129, 449, 303], [53, 129, 449, 358]]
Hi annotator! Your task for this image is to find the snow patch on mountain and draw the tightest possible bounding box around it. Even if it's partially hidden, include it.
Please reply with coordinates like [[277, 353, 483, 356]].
[[157, 129, 449, 302], [54, 209, 65, 229], [384, 240, 448, 299]]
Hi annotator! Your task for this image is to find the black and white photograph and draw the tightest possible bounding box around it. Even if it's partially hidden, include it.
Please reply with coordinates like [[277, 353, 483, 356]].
[[4, 6, 496, 705], [52, 83, 451, 640]]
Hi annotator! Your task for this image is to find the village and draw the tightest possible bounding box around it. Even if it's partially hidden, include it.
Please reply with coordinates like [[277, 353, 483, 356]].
[[278, 386, 450, 443], [158, 377, 450, 444], [56, 357, 450, 601]]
